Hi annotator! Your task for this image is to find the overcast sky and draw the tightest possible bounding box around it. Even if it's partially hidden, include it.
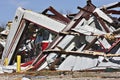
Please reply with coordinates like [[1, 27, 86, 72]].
[[0, 0, 119, 24]]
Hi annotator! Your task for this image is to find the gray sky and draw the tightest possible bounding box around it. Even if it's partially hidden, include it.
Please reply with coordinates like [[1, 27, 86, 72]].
[[0, 0, 119, 24]]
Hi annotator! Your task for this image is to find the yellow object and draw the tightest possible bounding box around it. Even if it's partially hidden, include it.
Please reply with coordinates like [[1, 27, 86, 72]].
[[16, 55, 21, 72], [4, 58, 8, 66], [104, 33, 115, 40]]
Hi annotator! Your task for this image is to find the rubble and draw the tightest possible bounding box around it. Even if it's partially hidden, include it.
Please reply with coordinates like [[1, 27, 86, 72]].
[[0, 0, 120, 73]]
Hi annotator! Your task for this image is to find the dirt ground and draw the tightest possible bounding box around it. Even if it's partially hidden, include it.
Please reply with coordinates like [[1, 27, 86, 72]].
[[0, 70, 120, 80]]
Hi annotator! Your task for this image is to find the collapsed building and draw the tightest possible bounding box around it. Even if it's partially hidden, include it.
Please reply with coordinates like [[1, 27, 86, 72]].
[[1, 0, 120, 72]]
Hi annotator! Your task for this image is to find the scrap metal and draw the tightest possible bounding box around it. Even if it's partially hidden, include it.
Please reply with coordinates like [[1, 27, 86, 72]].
[[1, 0, 120, 72]]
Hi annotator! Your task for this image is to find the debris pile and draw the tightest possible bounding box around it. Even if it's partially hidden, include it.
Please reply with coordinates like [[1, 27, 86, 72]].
[[1, 0, 120, 72]]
